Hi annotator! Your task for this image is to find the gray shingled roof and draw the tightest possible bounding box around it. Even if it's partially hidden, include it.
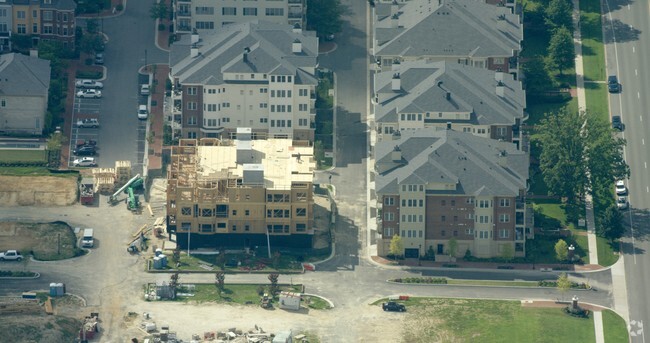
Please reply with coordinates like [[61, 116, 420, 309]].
[[170, 21, 319, 86], [0, 53, 50, 97], [374, 60, 525, 125], [374, 0, 522, 58], [375, 128, 528, 197], [40, 0, 76, 10]]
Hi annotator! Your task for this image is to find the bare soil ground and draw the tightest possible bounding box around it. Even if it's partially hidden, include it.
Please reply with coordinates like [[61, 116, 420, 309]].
[[0, 222, 81, 260], [0, 176, 77, 206]]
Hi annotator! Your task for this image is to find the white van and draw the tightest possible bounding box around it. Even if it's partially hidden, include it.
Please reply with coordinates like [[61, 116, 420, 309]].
[[82, 228, 94, 248]]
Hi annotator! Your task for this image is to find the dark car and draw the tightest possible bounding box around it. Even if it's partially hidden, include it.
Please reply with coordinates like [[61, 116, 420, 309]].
[[382, 301, 406, 312], [612, 115, 623, 130], [608, 75, 620, 93], [73, 145, 96, 156]]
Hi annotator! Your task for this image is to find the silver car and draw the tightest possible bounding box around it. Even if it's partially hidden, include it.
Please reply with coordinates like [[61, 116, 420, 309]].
[[77, 89, 102, 98]]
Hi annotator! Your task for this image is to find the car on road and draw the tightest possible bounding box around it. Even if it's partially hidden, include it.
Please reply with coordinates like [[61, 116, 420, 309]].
[[0, 250, 23, 261], [608, 75, 620, 93], [615, 180, 627, 195], [76, 118, 99, 128], [612, 115, 623, 130], [382, 301, 406, 312], [73, 157, 97, 167], [617, 196, 629, 210], [77, 89, 102, 98], [75, 79, 103, 89], [73, 145, 97, 156], [137, 105, 148, 120], [95, 53, 104, 65], [140, 84, 150, 96]]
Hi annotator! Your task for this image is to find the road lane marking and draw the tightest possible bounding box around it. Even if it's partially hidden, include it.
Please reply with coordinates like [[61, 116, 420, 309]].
[[643, 138, 645, 145], [633, 46, 635, 53], [641, 116, 644, 122], [636, 69, 638, 76], [645, 162, 647, 169]]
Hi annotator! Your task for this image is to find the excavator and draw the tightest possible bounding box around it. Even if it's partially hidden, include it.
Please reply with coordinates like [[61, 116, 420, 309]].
[[109, 174, 143, 211]]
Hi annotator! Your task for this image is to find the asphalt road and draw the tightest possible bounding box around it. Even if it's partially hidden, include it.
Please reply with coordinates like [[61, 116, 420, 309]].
[[76, 2, 167, 174], [603, 0, 650, 340]]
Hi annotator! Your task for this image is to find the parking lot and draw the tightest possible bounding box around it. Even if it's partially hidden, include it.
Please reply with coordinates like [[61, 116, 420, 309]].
[[68, 83, 103, 168]]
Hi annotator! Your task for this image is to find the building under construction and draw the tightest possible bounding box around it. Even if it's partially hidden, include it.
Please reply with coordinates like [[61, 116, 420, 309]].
[[166, 128, 316, 249]]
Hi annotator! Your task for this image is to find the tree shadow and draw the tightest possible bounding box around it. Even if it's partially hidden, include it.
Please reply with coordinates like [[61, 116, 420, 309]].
[[601, 0, 635, 14], [626, 208, 650, 241], [603, 18, 642, 43]]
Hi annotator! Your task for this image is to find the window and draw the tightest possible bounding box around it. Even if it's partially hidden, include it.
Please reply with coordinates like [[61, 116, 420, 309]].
[[17, 11, 25, 19], [499, 214, 510, 223], [232, 225, 237, 231], [0, 9, 6, 17], [384, 227, 395, 237], [451, 200, 456, 206], [496, 127, 507, 137], [245, 225, 250, 231], [500, 199, 511, 207], [17, 24, 26, 34], [384, 197, 395, 206], [195, 6, 214, 15], [222, 7, 236, 15], [200, 224, 214, 233], [265, 8, 284, 16], [181, 223, 191, 231], [465, 228, 474, 235], [441, 200, 446, 206], [299, 118, 308, 126], [217, 223, 227, 229], [195, 22, 214, 29], [260, 118, 268, 123], [232, 210, 237, 216], [296, 208, 306, 217], [441, 230, 446, 236], [243, 7, 258, 16], [384, 212, 394, 221], [43, 25, 53, 34], [499, 229, 509, 238], [187, 102, 197, 110], [63, 13, 68, 21], [479, 200, 490, 208], [245, 210, 250, 216], [201, 208, 213, 217], [181, 207, 192, 215], [32, 23, 37, 33], [32, 10, 37, 18], [187, 116, 197, 125], [187, 87, 197, 95], [296, 223, 307, 232], [0, 23, 6, 32]]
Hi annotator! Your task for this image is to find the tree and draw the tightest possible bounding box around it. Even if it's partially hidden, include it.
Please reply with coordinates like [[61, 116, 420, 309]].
[[597, 204, 625, 240], [501, 244, 514, 262], [46, 131, 64, 151], [150, 2, 169, 21], [585, 115, 630, 190], [556, 272, 572, 301], [306, 0, 344, 39], [521, 58, 555, 94], [215, 249, 226, 270], [555, 239, 568, 261], [448, 238, 458, 259], [215, 271, 225, 293], [268, 273, 279, 296], [544, 0, 573, 31], [79, 34, 104, 55], [86, 19, 99, 34], [389, 234, 403, 260], [169, 272, 180, 299], [546, 26, 575, 75], [535, 108, 588, 206]]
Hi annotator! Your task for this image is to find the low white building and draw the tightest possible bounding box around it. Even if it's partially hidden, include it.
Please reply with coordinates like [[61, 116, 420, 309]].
[[278, 291, 301, 310]]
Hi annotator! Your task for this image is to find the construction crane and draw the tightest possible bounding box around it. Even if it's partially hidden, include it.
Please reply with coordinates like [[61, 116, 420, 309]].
[[109, 173, 142, 204]]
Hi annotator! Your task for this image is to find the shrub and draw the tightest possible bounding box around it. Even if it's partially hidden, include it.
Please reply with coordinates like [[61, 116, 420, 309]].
[[158, 23, 166, 31], [391, 277, 447, 284], [75, 70, 103, 79], [565, 306, 590, 318], [116, 4, 124, 11], [0, 270, 36, 277]]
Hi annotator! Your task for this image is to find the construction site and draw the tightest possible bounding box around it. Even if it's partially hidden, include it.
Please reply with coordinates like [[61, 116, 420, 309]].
[[166, 129, 317, 250]]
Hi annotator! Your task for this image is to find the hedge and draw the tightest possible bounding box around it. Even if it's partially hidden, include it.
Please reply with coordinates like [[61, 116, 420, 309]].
[[0, 270, 36, 277], [75, 70, 103, 79]]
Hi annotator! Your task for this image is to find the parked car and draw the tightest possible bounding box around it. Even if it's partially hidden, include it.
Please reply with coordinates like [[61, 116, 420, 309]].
[[617, 196, 629, 210], [137, 105, 148, 120], [615, 180, 627, 195], [0, 250, 23, 261], [140, 84, 150, 96], [73, 145, 97, 156], [73, 157, 97, 167], [382, 301, 406, 312], [76, 118, 99, 128], [76, 139, 97, 148], [95, 53, 104, 65], [612, 115, 623, 130], [75, 79, 103, 89], [77, 89, 102, 98], [608, 75, 620, 93]]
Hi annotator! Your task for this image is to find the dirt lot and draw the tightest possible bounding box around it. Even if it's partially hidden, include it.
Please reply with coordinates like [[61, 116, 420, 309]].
[[0, 296, 83, 343], [0, 175, 78, 206], [0, 222, 81, 260]]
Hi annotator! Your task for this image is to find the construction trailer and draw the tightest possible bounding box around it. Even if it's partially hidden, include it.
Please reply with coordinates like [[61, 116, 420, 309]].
[[166, 130, 316, 250]]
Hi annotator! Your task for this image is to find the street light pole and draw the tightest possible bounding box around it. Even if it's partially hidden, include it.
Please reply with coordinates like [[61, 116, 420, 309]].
[[144, 49, 148, 72]]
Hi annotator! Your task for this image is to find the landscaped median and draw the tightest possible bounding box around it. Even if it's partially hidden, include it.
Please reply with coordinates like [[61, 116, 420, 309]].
[[371, 297, 628, 342], [0, 270, 39, 278], [388, 277, 591, 289]]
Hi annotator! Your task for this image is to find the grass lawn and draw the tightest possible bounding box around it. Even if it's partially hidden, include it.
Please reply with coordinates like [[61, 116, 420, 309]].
[[378, 298, 597, 342], [602, 310, 629, 342], [0, 167, 65, 176], [175, 252, 303, 273], [303, 295, 331, 309], [596, 237, 619, 267], [175, 283, 302, 305], [584, 82, 609, 121], [0, 150, 47, 163], [447, 279, 539, 287], [580, 0, 606, 82]]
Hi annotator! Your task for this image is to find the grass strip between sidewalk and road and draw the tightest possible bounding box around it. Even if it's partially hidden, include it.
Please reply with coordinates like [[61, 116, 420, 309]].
[[602, 309, 629, 342]]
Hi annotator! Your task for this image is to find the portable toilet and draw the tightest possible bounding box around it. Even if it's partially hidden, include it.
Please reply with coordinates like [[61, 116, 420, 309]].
[[49, 283, 57, 297], [160, 254, 168, 268], [155, 248, 163, 257], [56, 283, 65, 296], [153, 256, 162, 269]]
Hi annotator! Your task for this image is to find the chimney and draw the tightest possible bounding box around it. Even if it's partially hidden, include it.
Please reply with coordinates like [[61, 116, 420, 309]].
[[496, 81, 505, 97], [292, 23, 302, 34], [391, 59, 401, 71], [191, 29, 199, 44], [391, 145, 402, 162], [391, 73, 401, 91], [29, 49, 38, 58], [292, 39, 302, 54], [391, 0, 399, 16], [190, 44, 199, 58], [243, 47, 251, 63], [445, 92, 451, 100], [391, 14, 399, 28]]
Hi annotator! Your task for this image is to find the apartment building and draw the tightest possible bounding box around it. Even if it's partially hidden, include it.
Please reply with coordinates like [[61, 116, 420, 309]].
[[0, 1, 12, 51], [372, 0, 522, 78], [11, 0, 75, 48], [373, 60, 526, 149], [375, 128, 530, 259], [169, 21, 319, 141], [174, 0, 305, 34], [166, 129, 316, 249]]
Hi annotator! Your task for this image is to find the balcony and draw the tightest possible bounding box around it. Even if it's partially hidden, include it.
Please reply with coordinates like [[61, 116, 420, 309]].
[[288, 12, 303, 19], [288, 0, 303, 3], [176, 10, 191, 17]]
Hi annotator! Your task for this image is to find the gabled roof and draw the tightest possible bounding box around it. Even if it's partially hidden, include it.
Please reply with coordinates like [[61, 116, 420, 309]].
[[170, 21, 319, 86], [374, 0, 522, 58], [0, 53, 50, 97], [375, 128, 528, 197], [374, 60, 525, 125], [40, 0, 76, 10]]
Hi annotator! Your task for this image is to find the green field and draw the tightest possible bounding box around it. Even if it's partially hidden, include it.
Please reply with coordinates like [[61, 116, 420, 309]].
[[602, 310, 629, 342], [384, 298, 599, 343], [0, 150, 47, 162], [174, 283, 302, 304]]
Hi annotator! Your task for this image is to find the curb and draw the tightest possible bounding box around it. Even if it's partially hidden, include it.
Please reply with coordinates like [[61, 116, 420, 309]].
[[311, 243, 336, 267], [385, 279, 594, 291], [303, 293, 334, 309], [0, 272, 40, 279]]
